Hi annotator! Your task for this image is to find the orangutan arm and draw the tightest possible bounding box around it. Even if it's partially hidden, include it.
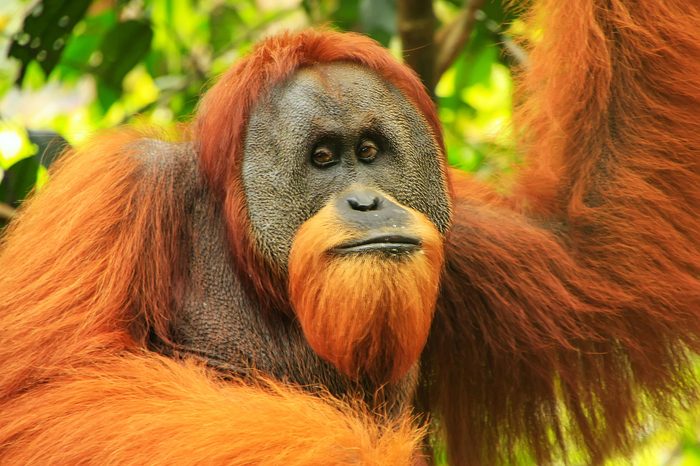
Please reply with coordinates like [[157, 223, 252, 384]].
[[426, 0, 700, 464], [1, 354, 419, 465]]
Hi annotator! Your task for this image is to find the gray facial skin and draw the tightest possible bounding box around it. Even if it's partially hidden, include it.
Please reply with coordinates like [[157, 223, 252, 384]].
[[152, 152, 419, 414], [242, 62, 451, 270], [152, 63, 451, 415]]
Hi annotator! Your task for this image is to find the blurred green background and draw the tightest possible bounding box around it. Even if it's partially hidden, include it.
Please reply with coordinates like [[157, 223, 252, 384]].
[[0, 0, 697, 464]]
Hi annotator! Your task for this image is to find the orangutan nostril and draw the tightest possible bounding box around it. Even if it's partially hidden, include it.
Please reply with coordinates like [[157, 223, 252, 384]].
[[347, 192, 381, 212]]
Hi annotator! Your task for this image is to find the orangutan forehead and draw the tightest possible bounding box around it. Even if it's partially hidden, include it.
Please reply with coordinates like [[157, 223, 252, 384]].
[[248, 61, 432, 148], [262, 62, 413, 120], [287, 62, 397, 100]]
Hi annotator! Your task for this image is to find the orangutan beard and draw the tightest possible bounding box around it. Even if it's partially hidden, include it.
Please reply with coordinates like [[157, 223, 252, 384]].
[[288, 200, 444, 384]]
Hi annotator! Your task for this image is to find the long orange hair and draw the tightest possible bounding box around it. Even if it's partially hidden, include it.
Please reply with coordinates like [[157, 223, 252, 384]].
[[425, 0, 700, 464], [196, 29, 447, 313]]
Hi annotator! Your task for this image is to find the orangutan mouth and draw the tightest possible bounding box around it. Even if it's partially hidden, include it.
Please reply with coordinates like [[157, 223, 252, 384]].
[[333, 234, 421, 254]]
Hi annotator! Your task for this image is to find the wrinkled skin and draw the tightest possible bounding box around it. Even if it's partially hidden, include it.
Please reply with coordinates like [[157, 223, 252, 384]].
[[162, 63, 452, 413], [242, 63, 451, 269]]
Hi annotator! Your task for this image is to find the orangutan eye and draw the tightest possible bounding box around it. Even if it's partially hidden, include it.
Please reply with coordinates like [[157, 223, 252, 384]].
[[311, 147, 337, 167], [357, 141, 378, 162]]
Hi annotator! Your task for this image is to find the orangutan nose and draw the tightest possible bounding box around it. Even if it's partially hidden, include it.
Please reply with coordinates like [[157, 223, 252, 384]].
[[337, 187, 412, 231], [347, 190, 381, 212]]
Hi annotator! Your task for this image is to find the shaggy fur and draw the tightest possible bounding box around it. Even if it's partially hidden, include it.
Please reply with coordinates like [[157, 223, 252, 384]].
[[1, 354, 422, 465], [1, 0, 699, 464], [0, 130, 423, 464], [423, 0, 700, 464], [289, 195, 444, 383]]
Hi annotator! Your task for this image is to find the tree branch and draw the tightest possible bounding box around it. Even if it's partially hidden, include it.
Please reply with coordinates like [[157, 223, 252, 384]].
[[398, 0, 438, 96], [434, 0, 486, 80]]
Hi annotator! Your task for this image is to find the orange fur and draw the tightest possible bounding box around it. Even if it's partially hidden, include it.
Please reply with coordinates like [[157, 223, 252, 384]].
[[289, 192, 444, 383], [0, 132, 423, 464], [2, 0, 699, 463], [1, 354, 422, 465], [196, 29, 447, 315], [424, 0, 700, 464]]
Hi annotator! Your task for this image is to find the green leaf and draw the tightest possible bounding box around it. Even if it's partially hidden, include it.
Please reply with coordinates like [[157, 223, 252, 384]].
[[55, 10, 118, 82], [467, 44, 498, 87], [0, 155, 40, 207], [210, 5, 243, 55], [332, 0, 360, 30], [359, 0, 396, 45], [96, 81, 121, 111], [8, 0, 92, 84], [446, 144, 484, 172], [438, 52, 476, 113], [94, 19, 154, 108], [481, 0, 519, 25]]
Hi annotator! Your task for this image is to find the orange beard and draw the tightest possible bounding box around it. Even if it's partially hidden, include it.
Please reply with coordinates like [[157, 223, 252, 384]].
[[288, 199, 444, 384]]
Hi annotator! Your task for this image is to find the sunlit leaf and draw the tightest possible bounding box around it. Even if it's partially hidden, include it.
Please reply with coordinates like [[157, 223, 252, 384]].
[[94, 19, 153, 109], [55, 10, 117, 82], [466, 44, 498, 87], [0, 122, 36, 169], [34, 164, 49, 189], [22, 60, 47, 90], [447, 144, 483, 172]]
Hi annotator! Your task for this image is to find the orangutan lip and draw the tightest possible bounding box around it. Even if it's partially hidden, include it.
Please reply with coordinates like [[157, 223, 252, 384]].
[[333, 234, 421, 254]]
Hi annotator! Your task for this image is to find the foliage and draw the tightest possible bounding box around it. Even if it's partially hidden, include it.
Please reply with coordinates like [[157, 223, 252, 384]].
[[0, 0, 696, 464], [0, 0, 516, 225]]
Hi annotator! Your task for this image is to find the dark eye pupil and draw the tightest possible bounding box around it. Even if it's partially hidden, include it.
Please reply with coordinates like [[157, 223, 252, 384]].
[[359, 144, 377, 160], [313, 150, 334, 165]]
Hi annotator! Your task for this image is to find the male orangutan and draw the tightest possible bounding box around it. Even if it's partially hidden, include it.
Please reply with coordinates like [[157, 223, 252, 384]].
[[0, 0, 698, 464]]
